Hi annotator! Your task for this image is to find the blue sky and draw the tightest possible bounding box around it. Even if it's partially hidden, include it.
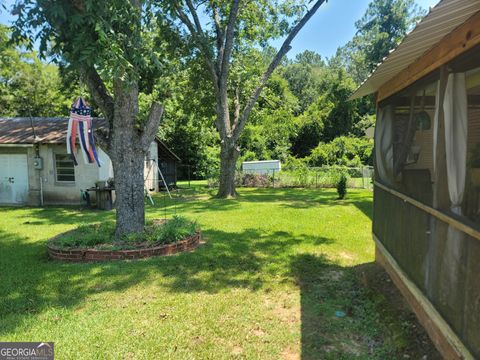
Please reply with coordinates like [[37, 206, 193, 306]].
[[273, 0, 439, 59], [0, 0, 439, 59]]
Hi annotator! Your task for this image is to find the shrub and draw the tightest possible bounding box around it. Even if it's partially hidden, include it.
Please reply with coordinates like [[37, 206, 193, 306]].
[[207, 177, 219, 188], [308, 136, 374, 167], [336, 173, 348, 199], [146, 216, 197, 244], [282, 155, 309, 171]]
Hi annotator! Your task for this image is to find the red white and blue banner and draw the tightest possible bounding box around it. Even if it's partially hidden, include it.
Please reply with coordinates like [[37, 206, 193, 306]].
[[67, 98, 101, 167]]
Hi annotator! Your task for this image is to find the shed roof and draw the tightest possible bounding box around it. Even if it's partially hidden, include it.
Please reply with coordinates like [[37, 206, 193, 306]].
[[0, 117, 180, 161], [350, 0, 480, 100], [0, 117, 108, 144]]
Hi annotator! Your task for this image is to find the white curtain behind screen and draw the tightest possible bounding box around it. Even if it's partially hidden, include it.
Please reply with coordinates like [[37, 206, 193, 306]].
[[443, 73, 468, 214], [375, 105, 394, 184]]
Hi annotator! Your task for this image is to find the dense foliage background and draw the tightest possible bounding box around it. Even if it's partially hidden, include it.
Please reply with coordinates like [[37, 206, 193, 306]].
[[0, 0, 425, 179]]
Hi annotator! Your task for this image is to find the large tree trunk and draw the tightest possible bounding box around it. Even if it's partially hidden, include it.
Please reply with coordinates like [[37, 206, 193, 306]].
[[110, 81, 146, 239], [81, 68, 163, 240], [111, 149, 146, 238], [217, 140, 239, 198]]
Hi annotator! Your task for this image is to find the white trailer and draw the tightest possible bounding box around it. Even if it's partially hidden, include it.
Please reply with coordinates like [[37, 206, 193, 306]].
[[242, 160, 281, 175]]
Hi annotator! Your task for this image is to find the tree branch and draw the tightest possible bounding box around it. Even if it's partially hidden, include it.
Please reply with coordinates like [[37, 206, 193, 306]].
[[173, 3, 219, 92], [186, 0, 203, 34], [220, 0, 240, 82], [214, 0, 241, 137], [212, 5, 225, 73], [232, 0, 326, 140], [140, 102, 165, 151], [234, 86, 240, 123], [79, 67, 114, 120], [79, 66, 115, 149], [93, 127, 111, 155]]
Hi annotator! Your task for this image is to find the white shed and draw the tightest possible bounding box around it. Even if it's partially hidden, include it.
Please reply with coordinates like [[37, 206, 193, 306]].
[[242, 160, 281, 175]]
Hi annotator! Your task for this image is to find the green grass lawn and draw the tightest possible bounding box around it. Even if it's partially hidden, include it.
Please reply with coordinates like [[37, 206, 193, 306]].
[[0, 184, 424, 359]]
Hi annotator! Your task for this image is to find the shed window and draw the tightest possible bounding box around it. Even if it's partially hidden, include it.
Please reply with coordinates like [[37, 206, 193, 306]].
[[55, 154, 75, 182]]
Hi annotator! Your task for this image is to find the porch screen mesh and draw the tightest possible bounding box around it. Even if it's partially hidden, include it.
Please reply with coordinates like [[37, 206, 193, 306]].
[[375, 80, 437, 205], [374, 60, 480, 356]]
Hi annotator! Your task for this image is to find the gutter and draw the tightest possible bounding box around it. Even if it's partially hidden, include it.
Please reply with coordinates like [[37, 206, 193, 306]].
[[0, 144, 34, 147]]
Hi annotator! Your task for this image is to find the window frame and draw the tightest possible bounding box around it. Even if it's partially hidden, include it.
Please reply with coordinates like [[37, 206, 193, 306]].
[[54, 153, 76, 184]]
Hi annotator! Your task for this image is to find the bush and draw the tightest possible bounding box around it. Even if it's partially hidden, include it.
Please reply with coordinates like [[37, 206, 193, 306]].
[[336, 173, 348, 199], [308, 136, 373, 167], [275, 166, 354, 189], [282, 155, 309, 171]]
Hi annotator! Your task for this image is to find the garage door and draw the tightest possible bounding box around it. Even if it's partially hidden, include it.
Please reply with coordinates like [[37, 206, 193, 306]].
[[0, 154, 29, 204]]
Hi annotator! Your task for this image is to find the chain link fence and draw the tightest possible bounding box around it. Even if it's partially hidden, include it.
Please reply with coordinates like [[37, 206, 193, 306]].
[[206, 166, 374, 190]]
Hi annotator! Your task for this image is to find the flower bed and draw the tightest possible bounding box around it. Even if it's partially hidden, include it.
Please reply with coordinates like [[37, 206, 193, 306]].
[[47, 217, 202, 262]]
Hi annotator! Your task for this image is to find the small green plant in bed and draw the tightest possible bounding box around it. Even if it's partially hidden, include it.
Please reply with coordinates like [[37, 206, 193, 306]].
[[145, 216, 198, 244], [54, 222, 116, 248], [51, 216, 197, 250]]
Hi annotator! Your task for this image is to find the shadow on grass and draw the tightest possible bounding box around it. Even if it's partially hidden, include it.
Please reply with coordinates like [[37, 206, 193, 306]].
[[17, 206, 115, 225], [148, 187, 373, 215], [291, 254, 441, 359], [1, 186, 378, 356], [291, 253, 387, 359], [0, 225, 333, 337], [15, 187, 372, 223]]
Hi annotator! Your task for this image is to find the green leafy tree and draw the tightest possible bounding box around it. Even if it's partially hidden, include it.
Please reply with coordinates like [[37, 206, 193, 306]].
[[280, 51, 327, 115], [241, 73, 298, 161], [357, 0, 425, 72], [333, 0, 425, 84], [11, 0, 178, 238], [157, 53, 222, 179], [281, 63, 324, 115], [295, 50, 324, 67], [162, 0, 327, 197], [291, 93, 332, 157], [0, 25, 70, 117], [320, 68, 362, 141]]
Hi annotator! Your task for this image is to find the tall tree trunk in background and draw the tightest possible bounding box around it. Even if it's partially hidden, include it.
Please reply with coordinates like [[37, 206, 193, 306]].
[[218, 139, 240, 198]]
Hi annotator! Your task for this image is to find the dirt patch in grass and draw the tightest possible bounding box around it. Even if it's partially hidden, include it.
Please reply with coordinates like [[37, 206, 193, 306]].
[[356, 263, 442, 360], [280, 345, 300, 360], [265, 295, 300, 325], [338, 251, 355, 261], [231, 345, 244, 356], [323, 337, 364, 357]]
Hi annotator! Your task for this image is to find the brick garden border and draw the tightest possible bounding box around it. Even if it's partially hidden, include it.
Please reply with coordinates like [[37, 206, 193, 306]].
[[47, 226, 202, 262]]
